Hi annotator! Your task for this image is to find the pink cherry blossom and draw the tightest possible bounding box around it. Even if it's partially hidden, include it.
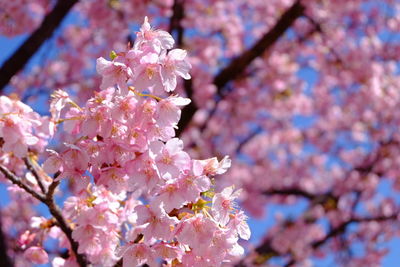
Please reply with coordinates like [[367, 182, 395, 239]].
[[23, 246, 49, 264], [197, 156, 231, 176], [0, 15, 251, 267], [227, 210, 251, 240], [160, 49, 192, 92], [212, 185, 242, 226], [134, 16, 174, 53], [96, 57, 133, 94], [1, 1, 400, 266], [130, 52, 164, 94], [120, 243, 156, 267], [156, 96, 191, 128], [151, 138, 191, 178], [135, 202, 179, 240], [43, 150, 63, 173], [50, 89, 72, 121], [176, 213, 218, 252]]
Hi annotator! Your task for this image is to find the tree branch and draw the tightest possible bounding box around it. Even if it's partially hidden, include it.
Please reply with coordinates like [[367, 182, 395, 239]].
[[243, 139, 398, 266], [44, 188, 87, 267], [177, 0, 305, 135], [311, 214, 397, 250], [213, 1, 305, 95], [168, 0, 198, 138], [24, 157, 46, 194], [0, 0, 80, 91], [0, 213, 13, 267], [0, 164, 45, 202], [0, 164, 87, 266], [249, 213, 397, 267], [236, 126, 263, 153], [264, 188, 317, 199], [169, 0, 185, 47]]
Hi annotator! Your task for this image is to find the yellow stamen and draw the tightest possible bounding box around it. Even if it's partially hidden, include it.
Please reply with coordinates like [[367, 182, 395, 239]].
[[129, 86, 162, 101], [56, 116, 83, 124]]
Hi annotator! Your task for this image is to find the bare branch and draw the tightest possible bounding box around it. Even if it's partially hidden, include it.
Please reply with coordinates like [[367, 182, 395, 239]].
[[236, 126, 263, 153], [213, 1, 305, 95], [246, 211, 397, 267], [24, 157, 46, 194], [168, 0, 199, 138], [0, 0, 80, 90], [0, 213, 13, 267], [0, 164, 45, 202], [264, 188, 318, 199], [311, 214, 398, 250], [0, 164, 87, 266], [47, 180, 60, 200], [177, 1, 305, 135], [169, 0, 185, 47], [43, 192, 87, 267]]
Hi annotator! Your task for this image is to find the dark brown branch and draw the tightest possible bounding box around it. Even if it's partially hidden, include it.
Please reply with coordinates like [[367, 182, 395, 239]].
[[47, 180, 60, 199], [264, 188, 317, 199], [176, 79, 196, 136], [213, 1, 305, 95], [0, 164, 45, 202], [24, 157, 46, 194], [303, 15, 344, 65], [42, 172, 87, 267], [311, 214, 397, 250], [169, 0, 185, 47], [177, 1, 305, 135], [0, 164, 87, 266], [0, 0, 80, 91], [251, 214, 397, 267], [44, 189, 87, 267], [236, 126, 263, 153], [0, 213, 13, 267], [168, 0, 197, 138], [264, 187, 340, 211]]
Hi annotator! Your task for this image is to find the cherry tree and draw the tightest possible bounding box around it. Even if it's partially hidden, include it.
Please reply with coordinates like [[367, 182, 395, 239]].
[[0, 17, 249, 266], [1, 0, 400, 266]]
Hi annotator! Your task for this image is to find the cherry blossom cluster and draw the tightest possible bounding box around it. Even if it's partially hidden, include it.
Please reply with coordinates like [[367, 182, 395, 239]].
[[96, 16, 190, 96], [3, 0, 400, 266], [0, 94, 53, 160], [0, 18, 250, 266], [0, 0, 48, 37]]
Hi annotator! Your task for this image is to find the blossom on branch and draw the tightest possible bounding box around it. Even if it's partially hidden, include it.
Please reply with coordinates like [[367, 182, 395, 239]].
[[0, 17, 249, 267]]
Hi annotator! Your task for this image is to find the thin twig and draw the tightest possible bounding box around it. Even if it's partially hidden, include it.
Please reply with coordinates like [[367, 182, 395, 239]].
[[24, 157, 46, 194], [43, 194, 87, 267], [0, 164, 45, 202], [0, 164, 87, 266]]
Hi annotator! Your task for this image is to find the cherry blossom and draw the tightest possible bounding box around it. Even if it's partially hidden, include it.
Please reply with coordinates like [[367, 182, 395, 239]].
[[160, 49, 192, 92], [1, 0, 400, 266], [0, 17, 249, 267], [23, 246, 49, 264], [212, 185, 242, 226]]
